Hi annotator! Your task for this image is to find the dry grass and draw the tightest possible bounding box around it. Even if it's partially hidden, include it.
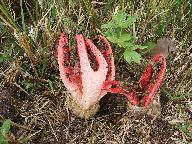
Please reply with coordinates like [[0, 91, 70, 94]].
[[14, 93, 175, 143], [0, 0, 192, 143]]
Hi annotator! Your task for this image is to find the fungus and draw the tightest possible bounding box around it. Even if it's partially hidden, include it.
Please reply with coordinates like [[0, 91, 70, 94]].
[[58, 33, 167, 118], [142, 55, 166, 107], [57, 33, 115, 118], [103, 54, 166, 109]]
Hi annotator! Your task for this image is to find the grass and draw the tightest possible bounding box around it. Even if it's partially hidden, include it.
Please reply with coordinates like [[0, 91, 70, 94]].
[[0, 0, 192, 143]]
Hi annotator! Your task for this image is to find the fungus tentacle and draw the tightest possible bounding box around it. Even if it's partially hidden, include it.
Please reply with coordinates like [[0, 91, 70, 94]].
[[102, 54, 166, 108], [85, 38, 108, 73], [102, 80, 140, 106], [58, 33, 80, 98], [94, 35, 115, 98], [76, 34, 93, 74], [76, 34, 108, 108], [138, 64, 153, 90], [94, 35, 115, 81], [142, 55, 166, 107]]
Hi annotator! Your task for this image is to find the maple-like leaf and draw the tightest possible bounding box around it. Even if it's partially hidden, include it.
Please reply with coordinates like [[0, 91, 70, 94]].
[[123, 50, 141, 64], [101, 10, 137, 29]]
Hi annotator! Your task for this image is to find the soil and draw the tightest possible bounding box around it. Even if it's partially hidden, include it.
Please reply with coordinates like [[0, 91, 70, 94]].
[[0, 1, 191, 143], [0, 49, 191, 143]]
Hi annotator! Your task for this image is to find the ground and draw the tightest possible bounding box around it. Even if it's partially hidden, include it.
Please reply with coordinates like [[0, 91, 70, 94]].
[[0, 0, 192, 144]]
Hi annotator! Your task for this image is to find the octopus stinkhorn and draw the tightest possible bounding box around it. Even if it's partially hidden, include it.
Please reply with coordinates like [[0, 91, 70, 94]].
[[103, 54, 166, 109], [58, 33, 166, 118], [57, 33, 115, 118]]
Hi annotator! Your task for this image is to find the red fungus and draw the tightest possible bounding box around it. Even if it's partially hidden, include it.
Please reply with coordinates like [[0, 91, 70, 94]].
[[58, 33, 115, 110], [58, 33, 166, 118], [138, 64, 153, 90], [142, 55, 166, 107], [103, 54, 166, 108], [102, 80, 140, 106]]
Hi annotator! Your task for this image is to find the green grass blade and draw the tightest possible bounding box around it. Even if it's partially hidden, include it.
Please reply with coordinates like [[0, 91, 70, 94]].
[[20, 0, 26, 33], [0, 0, 20, 32]]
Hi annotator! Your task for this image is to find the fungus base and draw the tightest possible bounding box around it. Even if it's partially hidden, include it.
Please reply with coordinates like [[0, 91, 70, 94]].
[[66, 96, 100, 119]]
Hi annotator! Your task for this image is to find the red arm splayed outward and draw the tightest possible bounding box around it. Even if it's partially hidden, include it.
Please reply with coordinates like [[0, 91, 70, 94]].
[[103, 55, 166, 108]]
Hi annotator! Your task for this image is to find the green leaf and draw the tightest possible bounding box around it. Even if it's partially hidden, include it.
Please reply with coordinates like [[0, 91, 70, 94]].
[[124, 15, 137, 27], [130, 45, 148, 50], [119, 42, 133, 48], [131, 52, 141, 64], [0, 119, 11, 136], [103, 30, 112, 37], [101, 10, 137, 29], [118, 33, 132, 43], [101, 10, 144, 65], [106, 36, 119, 43], [123, 50, 132, 63], [48, 79, 54, 93], [123, 50, 141, 64], [0, 133, 6, 144], [106, 32, 132, 47], [101, 22, 114, 29], [0, 119, 11, 144]]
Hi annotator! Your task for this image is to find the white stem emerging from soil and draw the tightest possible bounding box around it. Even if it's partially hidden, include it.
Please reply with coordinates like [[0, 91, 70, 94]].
[[66, 95, 100, 119]]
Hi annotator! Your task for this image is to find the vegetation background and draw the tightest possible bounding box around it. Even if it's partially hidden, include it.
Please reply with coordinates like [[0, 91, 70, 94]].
[[0, 0, 191, 143]]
